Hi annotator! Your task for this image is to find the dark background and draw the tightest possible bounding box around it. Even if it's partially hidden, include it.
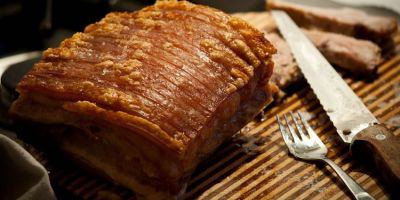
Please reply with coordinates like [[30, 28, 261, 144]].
[[0, 0, 266, 58]]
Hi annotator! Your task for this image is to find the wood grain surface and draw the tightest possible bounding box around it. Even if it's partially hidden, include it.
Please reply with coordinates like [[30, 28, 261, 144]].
[[25, 12, 400, 200]]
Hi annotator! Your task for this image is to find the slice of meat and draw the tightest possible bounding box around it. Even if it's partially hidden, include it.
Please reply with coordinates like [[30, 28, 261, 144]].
[[266, 32, 301, 89], [267, 0, 398, 45], [236, 12, 382, 89], [9, 1, 276, 199], [303, 29, 382, 76], [266, 30, 381, 89]]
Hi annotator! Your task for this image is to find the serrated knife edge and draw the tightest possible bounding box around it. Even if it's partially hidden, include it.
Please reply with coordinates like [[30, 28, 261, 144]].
[[270, 10, 379, 143]]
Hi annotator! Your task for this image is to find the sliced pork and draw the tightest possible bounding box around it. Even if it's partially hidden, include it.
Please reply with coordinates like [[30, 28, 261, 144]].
[[304, 29, 381, 76], [267, 30, 381, 88], [267, 0, 397, 45]]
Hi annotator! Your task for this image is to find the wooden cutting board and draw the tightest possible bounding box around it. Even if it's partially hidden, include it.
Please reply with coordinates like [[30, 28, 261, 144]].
[[26, 12, 399, 200]]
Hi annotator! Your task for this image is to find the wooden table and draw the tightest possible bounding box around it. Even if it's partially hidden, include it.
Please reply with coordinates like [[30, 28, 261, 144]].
[[24, 12, 399, 200]]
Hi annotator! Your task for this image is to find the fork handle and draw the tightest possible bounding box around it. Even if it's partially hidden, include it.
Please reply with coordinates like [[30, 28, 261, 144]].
[[322, 158, 375, 200]]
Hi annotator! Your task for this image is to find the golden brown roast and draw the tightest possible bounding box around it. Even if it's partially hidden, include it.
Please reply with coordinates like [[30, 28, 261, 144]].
[[10, 1, 276, 199]]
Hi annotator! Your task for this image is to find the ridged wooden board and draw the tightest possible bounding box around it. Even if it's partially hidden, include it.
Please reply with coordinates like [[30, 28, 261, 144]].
[[26, 12, 399, 200]]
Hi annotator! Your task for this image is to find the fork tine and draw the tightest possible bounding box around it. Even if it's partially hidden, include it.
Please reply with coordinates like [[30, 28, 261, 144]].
[[298, 112, 323, 143], [276, 115, 293, 145], [290, 111, 308, 140], [284, 113, 301, 143]]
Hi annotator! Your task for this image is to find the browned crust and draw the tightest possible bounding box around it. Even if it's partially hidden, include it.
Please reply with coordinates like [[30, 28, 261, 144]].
[[13, 1, 275, 157]]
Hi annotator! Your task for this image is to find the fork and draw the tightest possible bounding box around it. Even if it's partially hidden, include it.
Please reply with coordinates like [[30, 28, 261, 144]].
[[276, 112, 375, 200]]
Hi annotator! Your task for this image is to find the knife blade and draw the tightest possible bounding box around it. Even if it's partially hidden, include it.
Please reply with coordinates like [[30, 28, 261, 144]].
[[271, 10, 400, 190]]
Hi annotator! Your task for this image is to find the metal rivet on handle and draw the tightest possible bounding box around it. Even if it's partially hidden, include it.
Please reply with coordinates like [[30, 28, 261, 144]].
[[375, 134, 386, 140]]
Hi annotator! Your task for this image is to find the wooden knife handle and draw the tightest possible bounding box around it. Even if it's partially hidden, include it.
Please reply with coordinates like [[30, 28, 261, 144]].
[[351, 124, 400, 195]]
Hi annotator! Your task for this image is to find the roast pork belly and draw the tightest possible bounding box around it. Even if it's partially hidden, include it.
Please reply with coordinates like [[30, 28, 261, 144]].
[[10, 1, 275, 199], [267, 0, 397, 45]]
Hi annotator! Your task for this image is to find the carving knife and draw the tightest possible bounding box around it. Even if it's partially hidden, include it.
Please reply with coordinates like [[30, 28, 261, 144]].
[[271, 10, 400, 191]]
